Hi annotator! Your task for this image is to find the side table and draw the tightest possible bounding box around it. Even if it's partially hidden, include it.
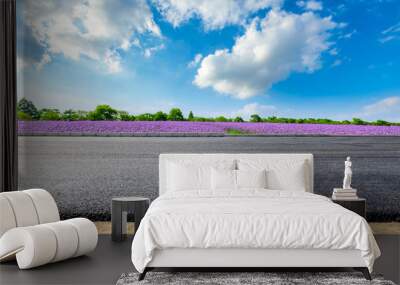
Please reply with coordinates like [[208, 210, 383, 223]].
[[111, 197, 150, 242], [332, 198, 366, 218]]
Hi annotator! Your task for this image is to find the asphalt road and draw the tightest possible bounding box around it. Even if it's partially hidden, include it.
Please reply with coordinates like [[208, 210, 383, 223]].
[[18, 136, 400, 222]]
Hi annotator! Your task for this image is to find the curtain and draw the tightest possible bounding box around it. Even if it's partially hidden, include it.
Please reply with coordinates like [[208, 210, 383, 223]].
[[0, 0, 17, 192]]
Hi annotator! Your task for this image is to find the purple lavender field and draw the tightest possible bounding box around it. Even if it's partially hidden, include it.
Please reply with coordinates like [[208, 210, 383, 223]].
[[18, 120, 400, 136]]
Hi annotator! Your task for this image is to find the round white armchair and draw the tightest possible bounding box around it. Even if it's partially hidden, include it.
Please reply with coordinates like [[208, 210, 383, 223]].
[[0, 189, 98, 269]]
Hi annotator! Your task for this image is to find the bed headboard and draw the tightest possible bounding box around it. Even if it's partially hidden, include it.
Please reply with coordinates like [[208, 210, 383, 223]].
[[159, 153, 314, 195]]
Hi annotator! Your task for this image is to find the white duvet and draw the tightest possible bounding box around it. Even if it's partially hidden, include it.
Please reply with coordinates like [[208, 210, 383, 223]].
[[131, 190, 380, 273]]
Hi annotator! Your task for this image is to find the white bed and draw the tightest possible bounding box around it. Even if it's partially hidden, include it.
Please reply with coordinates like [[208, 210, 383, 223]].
[[131, 153, 380, 280]]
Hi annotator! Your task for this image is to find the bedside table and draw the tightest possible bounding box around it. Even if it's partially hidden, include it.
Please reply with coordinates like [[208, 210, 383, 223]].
[[111, 197, 150, 242], [332, 198, 366, 218]]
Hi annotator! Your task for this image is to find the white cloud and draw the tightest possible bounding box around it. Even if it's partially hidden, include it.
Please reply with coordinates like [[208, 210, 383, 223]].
[[379, 22, 400, 44], [379, 35, 396, 44], [339, 29, 356, 39], [35, 53, 51, 70], [17, 56, 28, 72], [329, 48, 338, 56], [361, 97, 400, 120], [194, 10, 337, 99], [342, 96, 400, 122], [331, 59, 342, 67], [144, 44, 165, 58], [153, 0, 282, 30], [296, 0, 323, 11], [382, 22, 400, 35], [22, 0, 161, 73], [187, 53, 203, 68], [234, 103, 276, 119], [120, 39, 132, 51], [104, 50, 122, 74], [337, 4, 345, 11]]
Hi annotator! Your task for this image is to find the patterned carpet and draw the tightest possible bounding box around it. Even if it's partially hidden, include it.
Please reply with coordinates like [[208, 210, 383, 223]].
[[116, 272, 396, 285]]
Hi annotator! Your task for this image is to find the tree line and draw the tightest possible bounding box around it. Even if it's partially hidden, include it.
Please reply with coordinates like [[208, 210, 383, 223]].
[[17, 98, 399, 126]]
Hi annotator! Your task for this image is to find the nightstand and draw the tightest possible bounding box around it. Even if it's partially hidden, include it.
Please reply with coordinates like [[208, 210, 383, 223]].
[[332, 198, 366, 218], [111, 197, 150, 242]]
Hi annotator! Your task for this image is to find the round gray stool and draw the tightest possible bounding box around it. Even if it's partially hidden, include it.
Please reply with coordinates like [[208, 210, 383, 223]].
[[111, 197, 150, 242]]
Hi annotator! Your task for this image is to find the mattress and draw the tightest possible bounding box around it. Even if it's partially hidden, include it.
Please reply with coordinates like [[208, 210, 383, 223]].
[[131, 190, 380, 273]]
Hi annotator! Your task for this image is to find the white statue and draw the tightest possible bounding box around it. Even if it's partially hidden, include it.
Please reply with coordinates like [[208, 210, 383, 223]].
[[343, 156, 352, 189]]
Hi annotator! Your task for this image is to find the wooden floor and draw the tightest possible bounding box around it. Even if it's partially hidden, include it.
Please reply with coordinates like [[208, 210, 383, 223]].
[[369, 223, 400, 235], [94, 221, 400, 235], [1, 235, 399, 285]]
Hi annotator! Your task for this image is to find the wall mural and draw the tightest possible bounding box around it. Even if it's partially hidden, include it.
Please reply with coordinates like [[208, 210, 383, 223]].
[[17, 0, 400, 222]]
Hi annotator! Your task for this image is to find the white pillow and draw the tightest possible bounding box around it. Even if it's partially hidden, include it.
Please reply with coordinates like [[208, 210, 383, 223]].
[[167, 160, 235, 192], [238, 159, 307, 192], [236, 169, 267, 189], [167, 162, 207, 191], [211, 168, 236, 191]]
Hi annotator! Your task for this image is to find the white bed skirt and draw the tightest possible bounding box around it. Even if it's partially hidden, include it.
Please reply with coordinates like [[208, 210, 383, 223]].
[[148, 248, 366, 268]]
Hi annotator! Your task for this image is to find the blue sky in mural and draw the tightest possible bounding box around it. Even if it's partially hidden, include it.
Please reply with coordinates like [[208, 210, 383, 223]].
[[17, 0, 400, 121]]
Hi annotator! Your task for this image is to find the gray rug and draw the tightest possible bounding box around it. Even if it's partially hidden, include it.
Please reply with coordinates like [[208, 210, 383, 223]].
[[116, 272, 396, 285]]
